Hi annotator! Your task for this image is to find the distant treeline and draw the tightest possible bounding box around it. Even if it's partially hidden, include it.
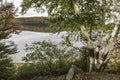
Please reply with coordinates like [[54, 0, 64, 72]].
[[16, 17, 50, 27], [15, 17, 115, 32], [15, 17, 54, 32]]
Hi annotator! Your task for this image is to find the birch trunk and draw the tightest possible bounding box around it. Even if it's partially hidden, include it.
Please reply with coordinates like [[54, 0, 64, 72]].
[[97, 20, 120, 71], [80, 20, 120, 72], [80, 26, 95, 72], [74, 1, 95, 72]]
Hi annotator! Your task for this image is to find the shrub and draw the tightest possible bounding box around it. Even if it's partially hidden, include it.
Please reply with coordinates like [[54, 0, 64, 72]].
[[73, 47, 89, 71], [16, 40, 88, 79], [106, 56, 120, 74], [16, 64, 37, 79], [0, 58, 16, 80], [16, 61, 72, 79], [105, 50, 120, 74]]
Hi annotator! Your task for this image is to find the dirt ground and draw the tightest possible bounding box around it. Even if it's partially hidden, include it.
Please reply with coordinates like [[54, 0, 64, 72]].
[[17, 72, 120, 80]]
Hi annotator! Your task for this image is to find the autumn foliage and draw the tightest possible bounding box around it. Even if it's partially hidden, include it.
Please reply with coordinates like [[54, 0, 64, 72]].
[[0, 2, 21, 35]]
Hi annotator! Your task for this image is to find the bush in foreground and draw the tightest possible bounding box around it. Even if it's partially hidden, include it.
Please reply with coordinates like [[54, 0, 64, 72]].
[[16, 40, 89, 79]]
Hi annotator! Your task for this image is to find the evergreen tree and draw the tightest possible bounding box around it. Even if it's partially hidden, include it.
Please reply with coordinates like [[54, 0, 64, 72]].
[[0, 1, 21, 80]]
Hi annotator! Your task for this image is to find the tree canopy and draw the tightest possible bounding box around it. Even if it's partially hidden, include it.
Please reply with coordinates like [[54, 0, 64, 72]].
[[21, 0, 120, 30]]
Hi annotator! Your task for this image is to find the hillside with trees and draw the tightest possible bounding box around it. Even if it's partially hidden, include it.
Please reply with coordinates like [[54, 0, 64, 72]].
[[15, 17, 56, 32], [16, 17, 116, 33]]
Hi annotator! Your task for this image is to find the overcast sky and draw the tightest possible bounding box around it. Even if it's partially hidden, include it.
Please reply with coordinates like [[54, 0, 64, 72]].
[[8, 0, 48, 17]]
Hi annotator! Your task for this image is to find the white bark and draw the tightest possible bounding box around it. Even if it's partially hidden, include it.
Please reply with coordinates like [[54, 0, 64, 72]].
[[66, 65, 75, 80], [103, 20, 120, 60], [66, 65, 82, 80], [80, 20, 120, 71], [80, 26, 93, 49], [80, 26, 95, 72], [73, 2, 79, 14], [98, 20, 120, 71]]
